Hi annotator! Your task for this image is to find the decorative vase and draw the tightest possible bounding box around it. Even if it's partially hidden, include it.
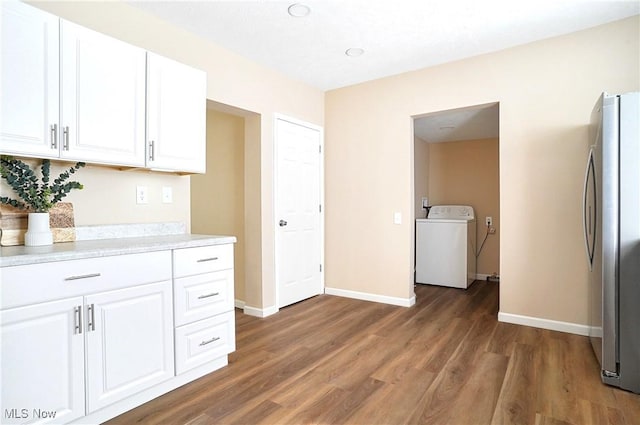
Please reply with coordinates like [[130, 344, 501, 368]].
[[24, 212, 53, 246]]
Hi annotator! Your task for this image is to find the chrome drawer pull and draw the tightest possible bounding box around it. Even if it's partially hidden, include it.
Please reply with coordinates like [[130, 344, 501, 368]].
[[50, 123, 58, 149], [65, 273, 101, 281], [74, 306, 82, 334], [197, 292, 220, 299], [87, 304, 95, 332], [63, 126, 69, 150], [199, 336, 220, 346], [197, 257, 219, 263]]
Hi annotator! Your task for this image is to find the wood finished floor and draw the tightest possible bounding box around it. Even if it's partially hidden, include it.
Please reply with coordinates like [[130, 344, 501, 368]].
[[106, 281, 640, 425]]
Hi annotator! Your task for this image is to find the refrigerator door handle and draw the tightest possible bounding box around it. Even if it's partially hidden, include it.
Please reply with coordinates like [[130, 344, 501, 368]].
[[583, 148, 596, 270]]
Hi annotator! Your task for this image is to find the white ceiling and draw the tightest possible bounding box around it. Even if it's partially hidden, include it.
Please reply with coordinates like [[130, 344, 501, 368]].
[[128, 0, 639, 91], [414, 103, 499, 143], [128, 0, 637, 142]]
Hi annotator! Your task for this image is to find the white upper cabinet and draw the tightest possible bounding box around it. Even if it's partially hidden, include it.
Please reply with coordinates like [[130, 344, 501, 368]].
[[1, 3, 206, 173], [0, 1, 60, 158], [147, 52, 207, 173], [60, 21, 146, 166]]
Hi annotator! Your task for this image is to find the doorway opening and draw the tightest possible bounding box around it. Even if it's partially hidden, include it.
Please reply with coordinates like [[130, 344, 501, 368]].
[[412, 102, 500, 296]]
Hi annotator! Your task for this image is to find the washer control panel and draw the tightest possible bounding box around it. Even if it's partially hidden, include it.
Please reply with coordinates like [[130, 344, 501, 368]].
[[427, 205, 475, 220]]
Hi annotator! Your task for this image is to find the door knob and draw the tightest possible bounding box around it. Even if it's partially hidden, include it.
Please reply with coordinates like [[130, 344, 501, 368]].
[[279, 220, 288, 227]]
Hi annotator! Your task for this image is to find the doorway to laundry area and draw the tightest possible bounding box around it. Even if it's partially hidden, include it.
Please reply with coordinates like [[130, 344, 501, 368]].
[[413, 102, 501, 286]]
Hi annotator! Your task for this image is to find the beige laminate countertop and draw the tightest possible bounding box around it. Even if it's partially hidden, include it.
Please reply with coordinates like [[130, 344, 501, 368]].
[[0, 234, 237, 268]]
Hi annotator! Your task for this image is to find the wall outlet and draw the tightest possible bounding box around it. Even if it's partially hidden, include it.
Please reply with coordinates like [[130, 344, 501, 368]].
[[421, 197, 429, 208], [136, 186, 148, 204], [485, 216, 492, 226]]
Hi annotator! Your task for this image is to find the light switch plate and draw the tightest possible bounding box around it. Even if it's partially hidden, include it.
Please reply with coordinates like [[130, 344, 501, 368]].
[[162, 186, 173, 204], [394, 212, 402, 224]]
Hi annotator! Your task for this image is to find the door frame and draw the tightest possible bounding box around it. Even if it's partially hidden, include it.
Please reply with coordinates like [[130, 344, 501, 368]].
[[273, 113, 325, 309]]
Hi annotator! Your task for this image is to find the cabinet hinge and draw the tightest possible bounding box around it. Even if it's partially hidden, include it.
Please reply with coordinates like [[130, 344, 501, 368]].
[[319, 145, 322, 154], [320, 264, 323, 272], [319, 204, 322, 213]]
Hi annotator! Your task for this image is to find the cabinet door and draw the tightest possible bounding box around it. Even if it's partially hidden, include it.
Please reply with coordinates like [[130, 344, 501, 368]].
[[147, 52, 206, 173], [60, 21, 146, 166], [85, 281, 174, 412], [1, 297, 85, 424], [0, 1, 59, 158]]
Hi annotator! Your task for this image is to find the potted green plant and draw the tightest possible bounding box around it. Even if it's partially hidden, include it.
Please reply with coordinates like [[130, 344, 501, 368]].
[[0, 156, 85, 246]]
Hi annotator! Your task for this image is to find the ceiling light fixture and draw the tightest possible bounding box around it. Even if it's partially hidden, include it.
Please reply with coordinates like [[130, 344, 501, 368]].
[[288, 3, 310, 18], [345, 48, 364, 57]]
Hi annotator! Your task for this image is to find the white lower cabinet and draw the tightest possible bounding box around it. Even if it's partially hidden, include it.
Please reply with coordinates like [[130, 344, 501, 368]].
[[0, 242, 236, 425], [0, 251, 174, 424], [173, 245, 235, 375], [1, 297, 85, 425], [85, 281, 174, 412]]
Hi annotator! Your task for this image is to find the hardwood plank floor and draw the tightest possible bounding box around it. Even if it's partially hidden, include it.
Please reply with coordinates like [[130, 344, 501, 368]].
[[106, 281, 639, 425]]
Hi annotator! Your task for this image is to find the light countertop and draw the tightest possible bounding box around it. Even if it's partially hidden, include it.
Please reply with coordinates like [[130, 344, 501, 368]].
[[0, 234, 236, 268]]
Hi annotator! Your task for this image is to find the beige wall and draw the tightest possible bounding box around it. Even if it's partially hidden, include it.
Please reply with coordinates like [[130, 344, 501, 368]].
[[326, 16, 639, 326], [427, 138, 500, 276], [0, 160, 190, 226], [29, 1, 325, 312], [191, 109, 246, 302], [413, 136, 430, 220]]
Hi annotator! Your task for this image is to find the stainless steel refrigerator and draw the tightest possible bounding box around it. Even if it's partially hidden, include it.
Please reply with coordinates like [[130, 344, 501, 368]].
[[584, 91, 640, 393]]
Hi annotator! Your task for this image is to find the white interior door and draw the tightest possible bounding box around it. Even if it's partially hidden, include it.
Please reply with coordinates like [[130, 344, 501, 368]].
[[275, 116, 323, 308]]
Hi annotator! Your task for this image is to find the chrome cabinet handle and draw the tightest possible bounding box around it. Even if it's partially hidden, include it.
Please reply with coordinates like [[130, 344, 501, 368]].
[[197, 257, 218, 263], [87, 304, 95, 332], [50, 124, 58, 149], [199, 336, 220, 346], [197, 292, 220, 299], [279, 220, 288, 227], [148, 140, 155, 161], [65, 273, 101, 281], [63, 126, 69, 151], [74, 306, 82, 334]]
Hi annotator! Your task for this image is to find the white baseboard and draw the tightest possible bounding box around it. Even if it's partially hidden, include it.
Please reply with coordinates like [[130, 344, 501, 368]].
[[476, 273, 491, 280], [234, 299, 245, 309], [243, 304, 279, 318], [498, 312, 592, 336], [325, 287, 416, 307]]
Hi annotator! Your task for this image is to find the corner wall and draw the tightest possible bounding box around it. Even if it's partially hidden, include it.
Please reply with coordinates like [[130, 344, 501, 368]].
[[29, 1, 325, 313], [191, 109, 246, 302], [325, 16, 640, 327]]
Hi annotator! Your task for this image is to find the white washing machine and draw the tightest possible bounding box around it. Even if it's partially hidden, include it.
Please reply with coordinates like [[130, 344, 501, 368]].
[[416, 205, 477, 288]]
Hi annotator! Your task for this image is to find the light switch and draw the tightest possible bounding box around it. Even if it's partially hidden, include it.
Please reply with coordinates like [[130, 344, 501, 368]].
[[394, 212, 402, 224], [162, 186, 173, 204]]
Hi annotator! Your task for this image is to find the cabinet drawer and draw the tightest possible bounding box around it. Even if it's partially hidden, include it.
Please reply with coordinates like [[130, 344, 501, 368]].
[[1, 251, 172, 309], [174, 269, 234, 327], [173, 244, 233, 277], [175, 311, 235, 375]]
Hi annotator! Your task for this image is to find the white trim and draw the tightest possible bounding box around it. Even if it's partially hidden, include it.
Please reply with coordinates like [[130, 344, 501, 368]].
[[498, 312, 591, 336], [476, 273, 491, 280], [234, 299, 245, 309], [243, 304, 279, 318], [325, 287, 416, 308]]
